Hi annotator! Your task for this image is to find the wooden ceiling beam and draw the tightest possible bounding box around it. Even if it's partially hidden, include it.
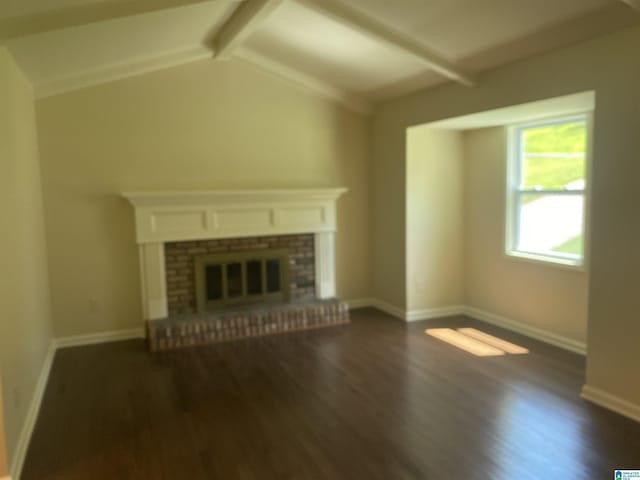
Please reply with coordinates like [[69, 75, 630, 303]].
[[295, 0, 475, 87], [213, 0, 285, 59]]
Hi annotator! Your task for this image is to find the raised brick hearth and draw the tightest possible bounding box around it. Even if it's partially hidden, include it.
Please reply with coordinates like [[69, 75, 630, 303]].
[[147, 298, 349, 351]]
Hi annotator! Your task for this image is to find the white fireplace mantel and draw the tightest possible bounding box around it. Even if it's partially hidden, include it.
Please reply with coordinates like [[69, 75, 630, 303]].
[[123, 188, 347, 320]]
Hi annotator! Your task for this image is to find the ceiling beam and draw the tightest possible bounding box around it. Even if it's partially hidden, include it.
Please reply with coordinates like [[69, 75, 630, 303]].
[[620, 0, 640, 11], [295, 0, 475, 87], [0, 0, 218, 43], [213, 0, 285, 59]]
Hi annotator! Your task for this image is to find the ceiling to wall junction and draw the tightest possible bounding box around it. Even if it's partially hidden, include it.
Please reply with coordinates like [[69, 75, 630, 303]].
[[1, 0, 638, 112]]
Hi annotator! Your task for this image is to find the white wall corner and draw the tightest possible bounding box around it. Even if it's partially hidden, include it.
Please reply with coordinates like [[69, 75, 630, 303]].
[[463, 306, 587, 355], [581, 385, 640, 423], [10, 340, 56, 480], [345, 298, 375, 309], [369, 298, 464, 322], [370, 298, 407, 320]]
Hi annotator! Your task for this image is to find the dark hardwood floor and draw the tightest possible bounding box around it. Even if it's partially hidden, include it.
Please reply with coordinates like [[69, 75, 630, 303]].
[[23, 308, 640, 479]]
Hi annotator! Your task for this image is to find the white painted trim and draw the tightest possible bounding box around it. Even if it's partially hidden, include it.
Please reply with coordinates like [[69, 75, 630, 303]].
[[405, 305, 465, 322], [505, 113, 592, 272], [581, 385, 640, 423], [35, 46, 212, 99], [122, 188, 347, 244], [0, 0, 218, 42], [139, 243, 168, 320], [232, 47, 371, 114], [363, 300, 586, 354], [214, 0, 285, 59], [9, 341, 55, 480], [464, 306, 586, 355], [365, 298, 464, 322], [123, 188, 347, 321], [345, 298, 375, 309], [55, 328, 145, 350], [370, 299, 406, 320], [9, 329, 145, 478], [294, 0, 474, 87], [122, 188, 348, 208], [314, 232, 336, 299]]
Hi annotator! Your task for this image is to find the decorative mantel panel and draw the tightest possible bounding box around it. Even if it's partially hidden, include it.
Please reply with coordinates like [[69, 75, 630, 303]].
[[123, 189, 347, 320]]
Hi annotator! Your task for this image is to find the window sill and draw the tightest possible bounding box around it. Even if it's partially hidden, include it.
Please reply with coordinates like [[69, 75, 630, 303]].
[[505, 250, 587, 272]]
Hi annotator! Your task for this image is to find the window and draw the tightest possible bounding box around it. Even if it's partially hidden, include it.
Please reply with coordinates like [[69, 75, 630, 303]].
[[507, 115, 590, 266]]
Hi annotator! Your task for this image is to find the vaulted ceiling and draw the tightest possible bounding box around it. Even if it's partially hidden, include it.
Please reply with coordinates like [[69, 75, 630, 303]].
[[2, 0, 639, 113]]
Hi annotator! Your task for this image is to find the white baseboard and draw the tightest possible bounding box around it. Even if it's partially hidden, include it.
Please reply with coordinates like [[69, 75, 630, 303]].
[[406, 305, 465, 322], [363, 298, 464, 322], [55, 328, 145, 349], [370, 299, 406, 320], [345, 298, 375, 309], [9, 328, 145, 478], [581, 385, 640, 423], [6, 306, 636, 480], [10, 340, 56, 480], [358, 298, 586, 354], [464, 306, 586, 355]]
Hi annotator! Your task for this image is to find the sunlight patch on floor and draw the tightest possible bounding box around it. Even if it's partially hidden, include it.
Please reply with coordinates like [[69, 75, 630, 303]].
[[426, 328, 529, 357], [458, 328, 529, 354], [425, 328, 505, 357]]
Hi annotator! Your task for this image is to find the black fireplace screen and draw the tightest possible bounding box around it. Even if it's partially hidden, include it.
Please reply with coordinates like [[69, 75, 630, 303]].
[[195, 249, 289, 312]]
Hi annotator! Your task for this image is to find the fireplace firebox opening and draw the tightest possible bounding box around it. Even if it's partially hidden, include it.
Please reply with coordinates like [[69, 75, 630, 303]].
[[195, 249, 290, 312]]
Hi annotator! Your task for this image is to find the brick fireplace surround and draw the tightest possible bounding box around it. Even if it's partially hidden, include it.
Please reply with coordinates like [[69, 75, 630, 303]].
[[165, 234, 315, 316], [123, 189, 349, 350]]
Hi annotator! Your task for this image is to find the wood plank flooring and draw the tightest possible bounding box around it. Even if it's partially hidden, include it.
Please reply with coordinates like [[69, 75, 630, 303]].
[[23, 308, 640, 479]]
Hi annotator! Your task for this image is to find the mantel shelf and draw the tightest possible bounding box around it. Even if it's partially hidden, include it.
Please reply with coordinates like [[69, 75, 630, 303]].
[[123, 188, 348, 245], [123, 188, 347, 320], [123, 188, 348, 207]]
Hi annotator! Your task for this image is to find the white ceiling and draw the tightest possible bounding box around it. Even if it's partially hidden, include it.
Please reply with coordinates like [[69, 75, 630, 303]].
[[340, 0, 616, 59], [7, 1, 237, 95], [245, 1, 429, 94], [1, 0, 639, 112]]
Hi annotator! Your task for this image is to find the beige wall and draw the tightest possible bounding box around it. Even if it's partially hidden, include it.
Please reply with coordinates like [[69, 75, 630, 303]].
[[36, 59, 371, 338], [371, 105, 407, 307], [0, 48, 53, 470], [463, 127, 588, 342], [371, 25, 640, 407], [0, 374, 7, 477], [406, 127, 464, 311]]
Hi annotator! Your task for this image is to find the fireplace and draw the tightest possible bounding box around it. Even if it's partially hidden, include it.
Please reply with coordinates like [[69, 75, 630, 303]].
[[164, 234, 316, 315], [123, 189, 348, 349], [195, 248, 290, 311]]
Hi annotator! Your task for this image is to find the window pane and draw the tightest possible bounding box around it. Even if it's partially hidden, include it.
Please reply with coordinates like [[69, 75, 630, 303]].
[[205, 264, 223, 301], [266, 259, 281, 293], [246, 260, 263, 295], [521, 120, 586, 190], [227, 262, 242, 298], [517, 194, 584, 257]]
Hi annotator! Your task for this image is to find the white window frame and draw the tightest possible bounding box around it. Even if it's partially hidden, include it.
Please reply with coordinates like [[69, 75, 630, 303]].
[[505, 113, 592, 269]]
